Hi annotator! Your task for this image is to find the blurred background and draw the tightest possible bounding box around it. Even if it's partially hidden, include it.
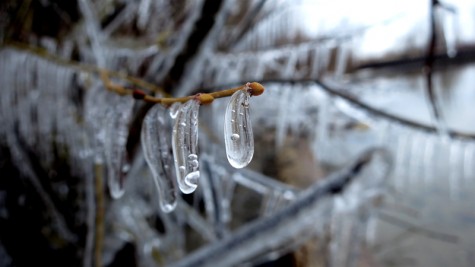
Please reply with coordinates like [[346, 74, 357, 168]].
[[1, 0, 474, 266]]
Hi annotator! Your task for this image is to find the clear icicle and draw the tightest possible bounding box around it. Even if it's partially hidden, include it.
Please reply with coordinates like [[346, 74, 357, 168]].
[[334, 42, 349, 80], [224, 87, 254, 168], [142, 104, 178, 212], [172, 100, 201, 194], [105, 96, 134, 199], [437, 7, 457, 58]]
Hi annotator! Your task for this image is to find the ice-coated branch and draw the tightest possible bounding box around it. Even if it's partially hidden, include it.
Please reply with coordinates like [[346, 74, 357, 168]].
[[3, 43, 165, 94], [3, 44, 266, 108], [130, 81, 265, 106], [170, 148, 391, 267], [424, 0, 449, 138]]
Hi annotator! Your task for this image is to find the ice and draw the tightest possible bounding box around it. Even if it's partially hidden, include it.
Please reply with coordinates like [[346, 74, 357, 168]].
[[185, 171, 200, 187], [224, 88, 254, 168], [104, 95, 135, 199], [137, 0, 152, 30], [463, 144, 475, 184], [334, 41, 350, 80], [141, 104, 178, 213], [437, 6, 457, 58], [78, 0, 106, 68], [169, 102, 181, 119], [172, 100, 201, 194]]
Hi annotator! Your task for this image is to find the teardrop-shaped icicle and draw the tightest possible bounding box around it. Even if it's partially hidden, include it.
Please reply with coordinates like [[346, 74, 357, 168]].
[[224, 88, 254, 168], [105, 96, 134, 199], [141, 104, 178, 212], [172, 100, 200, 194]]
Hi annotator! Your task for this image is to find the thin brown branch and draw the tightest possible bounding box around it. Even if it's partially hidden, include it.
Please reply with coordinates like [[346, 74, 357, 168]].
[[424, 0, 444, 131], [94, 163, 105, 267], [126, 81, 265, 106]]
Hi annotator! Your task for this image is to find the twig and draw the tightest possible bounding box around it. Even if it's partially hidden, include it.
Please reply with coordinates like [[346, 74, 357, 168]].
[[424, 0, 447, 136], [94, 163, 105, 267], [212, 78, 475, 139], [377, 211, 458, 244], [100, 69, 265, 105]]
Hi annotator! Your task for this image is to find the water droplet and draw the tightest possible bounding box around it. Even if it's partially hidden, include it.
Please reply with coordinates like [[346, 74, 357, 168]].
[[179, 166, 186, 173], [190, 159, 199, 168], [121, 164, 130, 173], [161, 203, 176, 213], [188, 154, 198, 160], [231, 133, 240, 141], [185, 171, 200, 187]]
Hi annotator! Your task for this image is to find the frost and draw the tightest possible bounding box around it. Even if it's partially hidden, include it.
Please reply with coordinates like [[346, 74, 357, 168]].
[[224, 88, 254, 168], [141, 104, 177, 213], [172, 100, 201, 194]]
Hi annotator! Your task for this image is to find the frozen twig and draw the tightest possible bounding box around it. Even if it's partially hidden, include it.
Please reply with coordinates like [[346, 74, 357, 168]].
[[170, 148, 390, 267], [424, 0, 449, 138], [94, 164, 105, 267]]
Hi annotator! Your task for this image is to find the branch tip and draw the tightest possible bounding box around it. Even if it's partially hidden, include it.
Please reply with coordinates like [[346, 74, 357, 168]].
[[132, 89, 146, 100], [247, 82, 265, 96]]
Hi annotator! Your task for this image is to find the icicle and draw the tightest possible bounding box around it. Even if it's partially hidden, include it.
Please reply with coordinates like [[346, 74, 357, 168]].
[[172, 100, 201, 194], [437, 6, 457, 58], [224, 86, 254, 168], [393, 130, 410, 191], [105, 96, 134, 199], [422, 134, 436, 185], [334, 42, 349, 80], [448, 140, 462, 200], [137, 0, 152, 30], [315, 91, 330, 163], [142, 104, 178, 212], [463, 144, 475, 185], [282, 49, 297, 79], [275, 87, 291, 148], [169, 102, 181, 119]]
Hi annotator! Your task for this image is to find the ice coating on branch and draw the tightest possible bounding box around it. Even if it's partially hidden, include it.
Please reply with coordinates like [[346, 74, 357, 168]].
[[141, 104, 178, 212], [172, 100, 200, 194], [224, 87, 254, 168], [105, 96, 135, 199]]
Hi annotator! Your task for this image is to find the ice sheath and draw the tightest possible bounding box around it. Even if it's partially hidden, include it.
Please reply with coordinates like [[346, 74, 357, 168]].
[[172, 100, 201, 194], [224, 89, 254, 168], [142, 104, 178, 212]]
